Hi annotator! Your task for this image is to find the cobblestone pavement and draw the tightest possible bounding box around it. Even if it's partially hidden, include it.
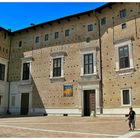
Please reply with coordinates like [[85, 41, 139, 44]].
[[0, 116, 139, 138]]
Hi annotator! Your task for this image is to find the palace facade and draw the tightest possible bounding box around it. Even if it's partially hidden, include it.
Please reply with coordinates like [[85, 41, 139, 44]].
[[0, 3, 140, 116]]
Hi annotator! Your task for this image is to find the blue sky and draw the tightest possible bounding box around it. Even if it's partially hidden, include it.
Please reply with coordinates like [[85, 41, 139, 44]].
[[0, 2, 106, 31]]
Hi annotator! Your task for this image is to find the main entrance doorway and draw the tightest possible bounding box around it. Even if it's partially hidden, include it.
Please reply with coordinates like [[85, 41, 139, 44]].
[[20, 93, 29, 115], [83, 90, 96, 116]]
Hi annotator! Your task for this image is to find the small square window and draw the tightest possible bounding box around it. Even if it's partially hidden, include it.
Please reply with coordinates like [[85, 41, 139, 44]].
[[101, 17, 106, 26], [54, 32, 59, 39], [19, 41, 22, 47], [122, 23, 126, 29], [65, 29, 70, 37], [45, 34, 49, 41], [120, 9, 126, 18], [35, 36, 40, 43], [88, 24, 93, 32]]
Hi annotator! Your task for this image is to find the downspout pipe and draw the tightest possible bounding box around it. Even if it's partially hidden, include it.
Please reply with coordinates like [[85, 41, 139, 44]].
[[6, 31, 12, 114], [94, 10, 103, 114]]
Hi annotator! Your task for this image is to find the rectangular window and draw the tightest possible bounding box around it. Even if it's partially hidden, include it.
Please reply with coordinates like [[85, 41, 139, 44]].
[[65, 29, 70, 37], [11, 96, 16, 106], [53, 58, 61, 77], [101, 17, 106, 26], [119, 46, 130, 69], [122, 90, 130, 105], [88, 24, 93, 32], [120, 9, 126, 18], [54, 32, 59, 39], [35, 36, 40, 43], [22, 63, 30, 80], [19, 41, 22, 47], [0, 63, 5, 81], [84, 53, 93, 74], [45, 34, 49, 41]]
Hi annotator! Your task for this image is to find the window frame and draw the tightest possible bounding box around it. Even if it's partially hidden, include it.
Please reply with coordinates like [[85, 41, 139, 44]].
[[0, 63, 5, 81], [0, 58, 8, 82], [118, 45, 130, 69], [120, 9, 126, 19], [84, 53, 94, 74], [50, 55, 64, 79], [53, 58, 62, 77], [21, 59, 32, 81], [101, 17, 106, 26], [65, 29, 70, 37], [22, 62, 30, 80], [54, 32, 59, 39], [115, 40, 134, 72], [35, 36, 40, 44], [45, 34, 49, 41], [80, 50, 97, 76], [87, 24, 93, 32], [121, 88, 132, 106]]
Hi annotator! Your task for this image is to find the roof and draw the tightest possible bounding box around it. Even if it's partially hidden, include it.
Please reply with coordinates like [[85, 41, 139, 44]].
[[0, 2, 116, 34], [13, 2, 115, 34], [0, 27, 11, 33]]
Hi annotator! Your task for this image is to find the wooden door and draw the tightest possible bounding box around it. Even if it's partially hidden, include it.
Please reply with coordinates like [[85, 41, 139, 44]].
[[20, 93, 29, 115], [84, 90, 95, 116]]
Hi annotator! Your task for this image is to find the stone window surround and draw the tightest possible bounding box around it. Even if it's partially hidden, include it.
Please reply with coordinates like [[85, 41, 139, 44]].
[[0, 57, 8, 82], [120, 88, 132, 107], [44, 33, 49, 41], [21, 57, 32, 81], [50, 54, 64, 79], [115, 39, 134, 73], [80, 49, 97, 77], [54, 31, 59, 39], [34, 35, 40, 45], [87, 24, 93, 32], [65, 29, 70, 37], [101, 17, 107, 26]]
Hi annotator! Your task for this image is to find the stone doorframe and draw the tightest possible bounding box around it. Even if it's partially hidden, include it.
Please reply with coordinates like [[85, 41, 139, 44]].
[[81, 84, 101, 116]]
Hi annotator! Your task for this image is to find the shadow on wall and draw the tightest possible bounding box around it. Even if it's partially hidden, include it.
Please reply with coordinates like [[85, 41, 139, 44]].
[[5, 77, 47, 118], [31, 77, 47, 116]]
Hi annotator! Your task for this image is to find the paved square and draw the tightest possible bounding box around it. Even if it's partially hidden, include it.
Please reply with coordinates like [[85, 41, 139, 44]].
[[0, 116, 139, 138]]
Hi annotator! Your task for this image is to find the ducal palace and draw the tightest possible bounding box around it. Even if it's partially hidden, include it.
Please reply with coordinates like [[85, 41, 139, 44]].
[[0, 2, 140, 116]]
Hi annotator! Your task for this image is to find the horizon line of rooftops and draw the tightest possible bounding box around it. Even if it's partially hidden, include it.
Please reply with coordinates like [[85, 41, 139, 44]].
[[1, 3, 129, 34]]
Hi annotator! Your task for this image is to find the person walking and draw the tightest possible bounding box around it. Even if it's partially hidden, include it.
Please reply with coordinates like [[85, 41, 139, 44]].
[[126, 107, 136, 131]]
